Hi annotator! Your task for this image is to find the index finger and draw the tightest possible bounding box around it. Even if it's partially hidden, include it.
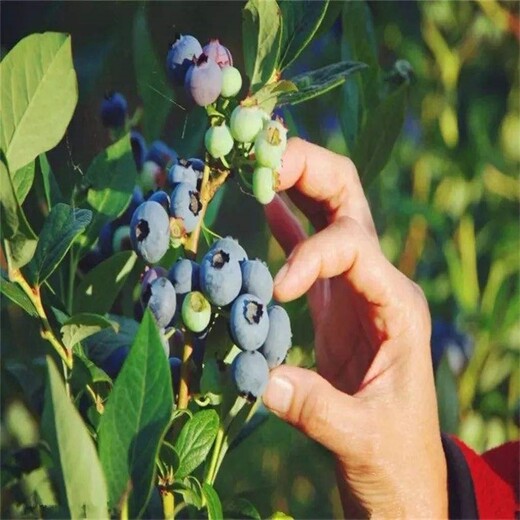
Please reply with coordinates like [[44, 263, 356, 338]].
[[278, 137, 377, 239]]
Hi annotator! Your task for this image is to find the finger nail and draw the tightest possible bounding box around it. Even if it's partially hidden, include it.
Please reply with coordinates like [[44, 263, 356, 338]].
[[263, 375, 293, 415], [273, 263, 290, 287]]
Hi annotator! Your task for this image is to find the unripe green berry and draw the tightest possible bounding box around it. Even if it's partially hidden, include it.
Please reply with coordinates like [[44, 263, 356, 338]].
[[252, 166, 276, 205], [182, 291, 212, 332], [112, 225, 131, 252], [254, 119, 288, 169], [205, 123, 234, 158], [230, 105, 265, 143], [221, 66, 242, 98]]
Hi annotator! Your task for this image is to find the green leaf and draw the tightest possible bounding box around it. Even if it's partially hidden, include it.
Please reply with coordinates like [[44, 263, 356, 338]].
[[277, 0, 329, 71], [0, 32, 78, 173], [82, 314, 140, 365], [98, 310, 173, 517], [224, 497, 262, 520], [174, 409, 219, 479], [133, 9, 175, 141], [202, 483, 223, 520], [174, 476, 204, 509], [340, 0, 379, 150], [39, 154, 63, 210], [0, 272, 38, 316], [242, 0, 283, 93], [12, 161, 35, 204], [269, 512, 294, 519], [351, 82, 408, 187], [250, 79, 298, 114], [61, 313, 119, 350], [0, 156, 38, 269], [73, 250, 137, 315], [204, 184, 228, 228], [30, 203, 92, 285], [80, 135, 137, 253], [159, 441, 180, 473], [435, 355, 459, 434], [41, 357, 109, 519], [277, 61, 367, 107]]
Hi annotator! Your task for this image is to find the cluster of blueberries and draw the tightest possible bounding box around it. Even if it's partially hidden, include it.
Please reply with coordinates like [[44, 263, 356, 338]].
[[166, 33, 288, 206], [135, 237, 292, 400]]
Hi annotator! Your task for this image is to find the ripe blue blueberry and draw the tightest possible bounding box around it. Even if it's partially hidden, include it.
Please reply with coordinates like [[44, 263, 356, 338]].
[[170, 183, 203, 233], [130, 130, 147, 171], [168, 258, 200, 297], [205, 123, 234, 159], [185, 54, 223, 107], [100, 91, 127, 128], [200, 243, 243, 306], [166, 34, 203, 85], [101, 346, 129, 379], [187, 157, 205, 176], [145, 141, 178, 170], [231, 350, 269, 400], [141, 277, 176, 328], [130, 201, 170, 264], [210, 236, 248, 263], [259, 306, 292, 368], [240, 259, 273, 303], [140, 266, 168, 303], [169, 357, 182, 392], [148, 190, 171, 215], [98, 221, 115, 258], [115, 186, 145, 227], [203, 39, 233, 68], [168, 160, 198, 189], [229, 294, 270, 351]]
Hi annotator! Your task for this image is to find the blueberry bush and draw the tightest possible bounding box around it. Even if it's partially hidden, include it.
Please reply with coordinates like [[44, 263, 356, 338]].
[[1, 1, 518, 518]]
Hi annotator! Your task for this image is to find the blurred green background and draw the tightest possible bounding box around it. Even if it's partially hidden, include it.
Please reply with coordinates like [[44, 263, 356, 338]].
[[2, 1, 518, 518]]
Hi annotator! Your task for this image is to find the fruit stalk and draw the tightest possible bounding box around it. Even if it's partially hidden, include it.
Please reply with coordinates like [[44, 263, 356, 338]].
[[161, 490, 175, 520]]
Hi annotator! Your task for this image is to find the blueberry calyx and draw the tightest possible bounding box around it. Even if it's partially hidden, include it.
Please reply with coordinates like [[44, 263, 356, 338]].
[[244, 299, 263, 324], [189, 191, 203, 216], [211, 250, 230, 269], [135, 219, 150, 241]]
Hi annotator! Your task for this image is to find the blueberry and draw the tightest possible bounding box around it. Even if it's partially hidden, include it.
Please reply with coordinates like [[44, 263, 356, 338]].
[[145, 141, 178, 170], [166, 34, 203, 85], [221, 66, 242, 98], [210, 236, 248, 263], [202, 39, 233, 68], [205, 123, 234, 159], [141, 277, 177, 328], [140, 160, 162, 193], [140, 266, 168, 304], [148, 190, 171, 215], [130, 130, 147, 171], [168, 259, 200, 297], [100, 91, 127, 128], [200, 244, 243, 306], [252, 166, 276, 205], [101, 346, 129, 379], [98, 221, 115, 258], [170, 183, 203, 233], [185, 54, 223, 107], [169, 357, 182, 392], [240, 259, 273, 303], [168, 160, 198, 189], [187, 157, 205, 175], [254, 119, 288, 169], [230, 105, 266, 143], [182, 291, 212, 333], [231, 351, 269, 400], [229, 294, 270, 351], [112, 225, 132, 252], [130, 201, 170, 264], [260, 306, 292, 368]]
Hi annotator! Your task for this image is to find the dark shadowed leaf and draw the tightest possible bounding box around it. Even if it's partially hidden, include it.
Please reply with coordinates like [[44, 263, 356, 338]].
[[277, 61, 367, 107], [224, 497, 262, 520], [0, 271, 38, 316], [352, 82, 408, 187], [98, 310, 173, 517], [41, 357, 109, 519], [242, 0, 282, 92], [39, 154, 63, 210], [30, 203, 92, 285], [277, 0, 329, 71], [73, 250, 137, 315], [174, 409, 219, 479], [133, 8, 175, 141]]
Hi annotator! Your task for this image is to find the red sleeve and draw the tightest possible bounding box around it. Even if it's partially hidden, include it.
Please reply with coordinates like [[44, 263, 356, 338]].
[[452, 437, 519, 518]]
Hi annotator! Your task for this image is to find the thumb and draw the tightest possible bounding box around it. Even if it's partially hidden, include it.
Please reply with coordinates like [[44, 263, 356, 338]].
[[262, 366, 365, 458]]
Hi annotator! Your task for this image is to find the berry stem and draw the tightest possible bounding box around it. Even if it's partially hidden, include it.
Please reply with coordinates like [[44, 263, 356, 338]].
[[177, 336, 193, 410], [161, 489, 175, 520]]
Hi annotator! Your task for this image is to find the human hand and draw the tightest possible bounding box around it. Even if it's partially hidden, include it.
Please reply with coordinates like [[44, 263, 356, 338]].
[[262, 138, 447, 518]]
